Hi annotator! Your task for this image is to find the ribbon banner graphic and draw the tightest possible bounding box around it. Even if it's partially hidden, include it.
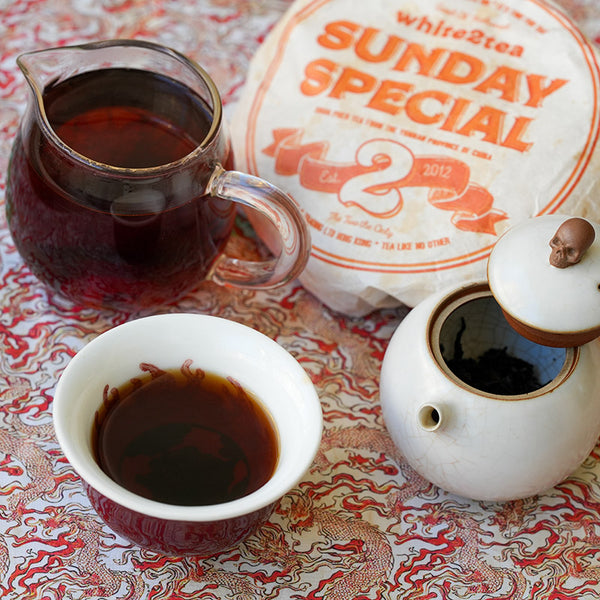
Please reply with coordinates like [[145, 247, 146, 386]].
[[263, 128, 507, 235]]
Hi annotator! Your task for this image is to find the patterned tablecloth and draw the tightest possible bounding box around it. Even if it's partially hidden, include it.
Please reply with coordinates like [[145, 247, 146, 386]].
[[1, 1, 600, 598]]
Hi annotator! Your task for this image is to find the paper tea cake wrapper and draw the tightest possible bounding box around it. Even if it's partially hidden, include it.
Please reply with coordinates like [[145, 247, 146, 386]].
[[231, 0, 600, 316]]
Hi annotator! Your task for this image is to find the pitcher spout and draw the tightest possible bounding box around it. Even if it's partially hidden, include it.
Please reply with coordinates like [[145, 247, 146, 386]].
[[17, 45, 87, 103], [16, 40, 220, 132]]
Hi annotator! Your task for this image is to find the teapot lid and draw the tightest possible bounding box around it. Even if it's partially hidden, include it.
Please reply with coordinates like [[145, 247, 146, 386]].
[[488, 215, 600, 347]]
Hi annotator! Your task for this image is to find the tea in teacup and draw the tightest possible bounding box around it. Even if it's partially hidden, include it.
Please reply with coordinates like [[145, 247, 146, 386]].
[[53, 313, 322, 555], [93, 362, 279, 506]]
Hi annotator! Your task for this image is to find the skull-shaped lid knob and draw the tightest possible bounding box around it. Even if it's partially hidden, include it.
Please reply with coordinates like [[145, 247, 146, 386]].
[[549, 217, 596, 268], [488, 215, 600, 347]]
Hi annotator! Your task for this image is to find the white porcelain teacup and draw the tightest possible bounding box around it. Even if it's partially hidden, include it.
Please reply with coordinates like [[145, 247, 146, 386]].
[[53, 313, 322, 555]]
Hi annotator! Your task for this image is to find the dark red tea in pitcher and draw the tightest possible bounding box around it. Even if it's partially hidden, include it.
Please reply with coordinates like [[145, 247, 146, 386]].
[[7, 67, 236, 307], [8, 40, 310, 308]]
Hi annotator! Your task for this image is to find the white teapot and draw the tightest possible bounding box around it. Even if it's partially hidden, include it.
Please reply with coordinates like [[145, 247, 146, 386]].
[[380, 215, 600, 501]]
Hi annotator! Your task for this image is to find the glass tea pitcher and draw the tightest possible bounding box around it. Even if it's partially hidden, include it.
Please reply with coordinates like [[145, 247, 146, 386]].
[[6, 39, 310, 308]]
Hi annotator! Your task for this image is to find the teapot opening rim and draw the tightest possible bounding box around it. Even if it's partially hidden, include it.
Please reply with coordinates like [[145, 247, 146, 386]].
[[427, 283, 577, 401]]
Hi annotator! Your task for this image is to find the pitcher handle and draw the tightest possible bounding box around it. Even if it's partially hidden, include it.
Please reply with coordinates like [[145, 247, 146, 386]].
[[207, 168, 311, 289]]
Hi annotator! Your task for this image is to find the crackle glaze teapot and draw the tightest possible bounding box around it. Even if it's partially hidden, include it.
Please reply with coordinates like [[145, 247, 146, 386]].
[[380, 215, 600, 501]]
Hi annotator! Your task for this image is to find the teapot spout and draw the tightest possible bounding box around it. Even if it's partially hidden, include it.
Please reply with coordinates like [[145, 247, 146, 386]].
[[417, 403, 444, 432]]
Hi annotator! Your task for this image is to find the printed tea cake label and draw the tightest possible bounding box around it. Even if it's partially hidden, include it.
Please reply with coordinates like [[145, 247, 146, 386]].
[[232, 0, 600, 315]]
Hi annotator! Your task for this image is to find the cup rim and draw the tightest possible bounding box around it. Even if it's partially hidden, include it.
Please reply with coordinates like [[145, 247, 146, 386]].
[[53, 313, 323, 522]]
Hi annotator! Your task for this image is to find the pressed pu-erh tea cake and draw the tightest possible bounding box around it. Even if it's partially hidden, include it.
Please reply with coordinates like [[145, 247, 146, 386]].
[[232, 0, 600, 315]]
